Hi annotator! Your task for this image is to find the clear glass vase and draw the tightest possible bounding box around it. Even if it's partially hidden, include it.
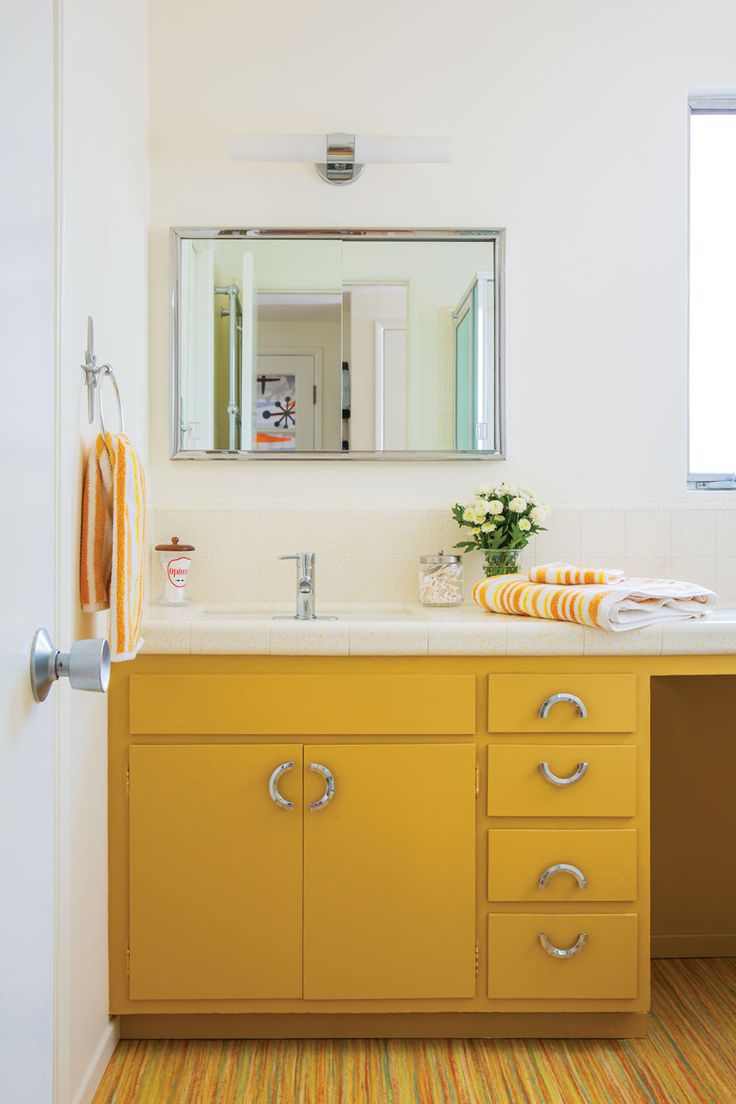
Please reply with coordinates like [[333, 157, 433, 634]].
[[482, 548, 522, 578]]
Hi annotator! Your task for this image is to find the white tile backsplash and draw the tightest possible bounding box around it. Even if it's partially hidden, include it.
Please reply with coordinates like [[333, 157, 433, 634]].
[[625, 510, 671, 556], [580, 510, 626, 562], [670, 509, 716, 557], [149, 503, 736, 609], [716, 511, 736, 557], [670, 556, 717, 592]]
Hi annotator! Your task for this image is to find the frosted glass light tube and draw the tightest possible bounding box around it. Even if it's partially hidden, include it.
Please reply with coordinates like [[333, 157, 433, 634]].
[[354, 136, 450, 163], [228, 135, 325, 161], [228, 134, 451, 164]]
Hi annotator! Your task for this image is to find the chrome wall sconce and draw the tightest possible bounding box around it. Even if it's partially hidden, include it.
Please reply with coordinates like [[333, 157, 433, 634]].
[[228, 132, 451, 186]]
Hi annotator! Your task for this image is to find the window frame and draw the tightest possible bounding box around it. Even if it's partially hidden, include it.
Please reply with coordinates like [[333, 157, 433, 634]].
[[687, 96, 736, 489]]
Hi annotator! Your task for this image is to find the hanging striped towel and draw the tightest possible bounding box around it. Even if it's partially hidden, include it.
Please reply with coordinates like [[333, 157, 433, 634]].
[[80, 432, 146, 661], [529, 562, 624, 585], [472, 573, 717, 631]]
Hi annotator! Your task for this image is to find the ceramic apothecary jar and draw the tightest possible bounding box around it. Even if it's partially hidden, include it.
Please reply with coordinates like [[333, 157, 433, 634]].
[[155, 536, 195, 605]]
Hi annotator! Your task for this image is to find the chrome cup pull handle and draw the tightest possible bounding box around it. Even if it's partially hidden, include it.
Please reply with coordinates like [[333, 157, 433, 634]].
[[539, 761, 588, 787], [268, 761, 295, 809], [309, 762, 335, 810], [538, 863, 588, 890], [539, 932, 588, 959], [538, 692, 588, 719]]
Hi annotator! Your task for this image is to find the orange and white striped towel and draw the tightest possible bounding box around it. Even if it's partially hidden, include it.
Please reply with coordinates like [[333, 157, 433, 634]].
[[473, 573, 716, 631], [529, 562, 624, 585], [80, 432, 146, 661]]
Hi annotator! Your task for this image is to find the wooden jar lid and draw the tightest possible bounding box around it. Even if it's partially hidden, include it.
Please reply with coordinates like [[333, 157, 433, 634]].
[[154, 535, 195, 552]]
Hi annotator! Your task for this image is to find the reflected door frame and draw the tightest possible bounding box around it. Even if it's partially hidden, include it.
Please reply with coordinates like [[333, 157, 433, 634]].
[[256, 349, 323, 450], [374, 320, 407, 450]]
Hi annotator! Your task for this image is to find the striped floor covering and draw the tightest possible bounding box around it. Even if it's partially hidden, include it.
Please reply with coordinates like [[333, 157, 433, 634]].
[[94, 958, 736, 1104]]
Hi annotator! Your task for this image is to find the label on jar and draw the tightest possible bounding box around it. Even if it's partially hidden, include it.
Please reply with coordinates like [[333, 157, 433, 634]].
[[166, 556, 191, 588]]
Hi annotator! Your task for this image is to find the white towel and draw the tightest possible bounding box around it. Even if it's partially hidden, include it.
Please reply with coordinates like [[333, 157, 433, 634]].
[[473, 573, 717, 631]]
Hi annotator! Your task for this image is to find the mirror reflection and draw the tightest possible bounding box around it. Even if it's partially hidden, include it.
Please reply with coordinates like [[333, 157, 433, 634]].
[[173, 231, 503, 457]]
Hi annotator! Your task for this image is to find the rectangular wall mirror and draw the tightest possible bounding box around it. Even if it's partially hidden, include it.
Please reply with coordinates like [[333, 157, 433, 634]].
[[171, 228, 505, 460]]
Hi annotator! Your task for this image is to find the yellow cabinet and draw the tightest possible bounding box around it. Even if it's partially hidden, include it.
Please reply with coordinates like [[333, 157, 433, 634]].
[[109, 655, 654, 1036], [304, 743, 477, 999], [128, 744, 303, 1000]]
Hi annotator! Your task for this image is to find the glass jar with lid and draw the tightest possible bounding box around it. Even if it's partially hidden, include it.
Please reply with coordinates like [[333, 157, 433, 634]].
[[418, 552, 464, 607]]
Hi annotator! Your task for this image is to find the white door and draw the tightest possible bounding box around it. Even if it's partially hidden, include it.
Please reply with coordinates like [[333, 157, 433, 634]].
[[180, 240, 215, 449], [255, 353, 319, 450], [374, 321, 407, 449], [0, 4, 57, 1101]]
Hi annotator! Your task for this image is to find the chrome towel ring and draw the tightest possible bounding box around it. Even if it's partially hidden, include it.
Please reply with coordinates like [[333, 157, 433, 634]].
[[98, 364, 125, 439]]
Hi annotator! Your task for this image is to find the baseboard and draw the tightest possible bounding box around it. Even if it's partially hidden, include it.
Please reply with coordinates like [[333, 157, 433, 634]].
[[120, 1011, 648, 1041], [651, 934, 736, 958], [72, 1018, 119, 1104]]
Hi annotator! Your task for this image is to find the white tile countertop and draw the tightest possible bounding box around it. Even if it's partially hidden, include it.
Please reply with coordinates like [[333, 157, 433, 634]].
[[139, 603, 736, 657]]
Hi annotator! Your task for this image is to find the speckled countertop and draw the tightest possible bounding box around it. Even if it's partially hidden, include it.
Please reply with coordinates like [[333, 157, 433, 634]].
[[140, 603, 736, 657]]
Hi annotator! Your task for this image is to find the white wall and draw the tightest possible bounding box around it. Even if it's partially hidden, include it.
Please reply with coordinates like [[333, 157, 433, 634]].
[[56, 1, 149, 1101], [149, 0, 736, 508]]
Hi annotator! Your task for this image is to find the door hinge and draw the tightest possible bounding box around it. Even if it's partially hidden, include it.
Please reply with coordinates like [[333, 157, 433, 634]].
[[313, 384, 317, 405], [475, 760, 480, 798], [474, 942, 480, 976], [125, 948, 131, 977], [125, 764, 131, 797]]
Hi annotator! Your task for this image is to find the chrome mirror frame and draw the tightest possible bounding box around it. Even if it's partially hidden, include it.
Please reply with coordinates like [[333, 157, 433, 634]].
[[170, 227, 506, 461]]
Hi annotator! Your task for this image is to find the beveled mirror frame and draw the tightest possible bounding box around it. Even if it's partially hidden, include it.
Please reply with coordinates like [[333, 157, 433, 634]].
[[170, 227, 506, 460]]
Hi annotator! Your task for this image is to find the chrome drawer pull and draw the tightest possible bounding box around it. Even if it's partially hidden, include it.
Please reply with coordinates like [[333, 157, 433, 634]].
[[538, 692, 588, 719], [539, 761, 588, 787], [538, 862, 588, 889], [539, 931, 588, 958], [309, 762, 335, 810], [268, 761, 295, 809]]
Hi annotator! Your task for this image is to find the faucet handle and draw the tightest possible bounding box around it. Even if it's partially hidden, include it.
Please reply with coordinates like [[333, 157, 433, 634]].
[[278, 554, 302, 562]]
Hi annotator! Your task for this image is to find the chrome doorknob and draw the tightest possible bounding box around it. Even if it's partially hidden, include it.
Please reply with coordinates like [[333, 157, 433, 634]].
[[30, 628, 111, 703]]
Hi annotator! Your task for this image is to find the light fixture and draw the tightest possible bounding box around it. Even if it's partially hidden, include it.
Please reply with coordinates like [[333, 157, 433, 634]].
[[228, 132, 451, 186]]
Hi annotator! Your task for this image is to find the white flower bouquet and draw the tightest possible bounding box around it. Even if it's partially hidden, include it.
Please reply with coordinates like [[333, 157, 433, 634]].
[[452, 483, 549, 577]]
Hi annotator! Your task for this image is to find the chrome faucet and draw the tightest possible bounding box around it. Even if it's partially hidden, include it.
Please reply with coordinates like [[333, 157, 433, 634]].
[[277, 553, 337, 621]]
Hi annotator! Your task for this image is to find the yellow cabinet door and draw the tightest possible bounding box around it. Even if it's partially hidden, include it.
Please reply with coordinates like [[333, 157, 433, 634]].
[[304, 743, 477, 1000], [129, 744, 302, 1000]]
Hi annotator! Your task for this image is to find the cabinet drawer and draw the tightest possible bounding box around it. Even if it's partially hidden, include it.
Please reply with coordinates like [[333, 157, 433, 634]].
[[487, 745, 637, 817], [488, 829, 638, 901], [488, 914, 639, 999], [488, 674, 637, 734], [129, 674, 476, 735]]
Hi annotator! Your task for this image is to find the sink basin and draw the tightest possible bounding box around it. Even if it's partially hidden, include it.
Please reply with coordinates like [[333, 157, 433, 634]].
[[200, 605, 417, 622]]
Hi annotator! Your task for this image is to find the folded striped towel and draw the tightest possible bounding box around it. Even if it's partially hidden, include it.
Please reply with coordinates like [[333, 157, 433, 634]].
[[529, 562, 624, 585], [80, 433, 146, 661], [472, 573, 717, 631]]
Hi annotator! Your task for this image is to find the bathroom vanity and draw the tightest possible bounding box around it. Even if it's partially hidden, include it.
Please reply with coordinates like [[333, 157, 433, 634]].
[[107, 609, 736, 1040]]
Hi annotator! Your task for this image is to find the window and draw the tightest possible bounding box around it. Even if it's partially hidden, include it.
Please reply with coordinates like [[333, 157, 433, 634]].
[[689, 99, 736, 488]]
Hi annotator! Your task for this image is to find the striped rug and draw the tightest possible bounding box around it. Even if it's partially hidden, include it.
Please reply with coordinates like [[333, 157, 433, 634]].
[[94, 958, 736, 1103]]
